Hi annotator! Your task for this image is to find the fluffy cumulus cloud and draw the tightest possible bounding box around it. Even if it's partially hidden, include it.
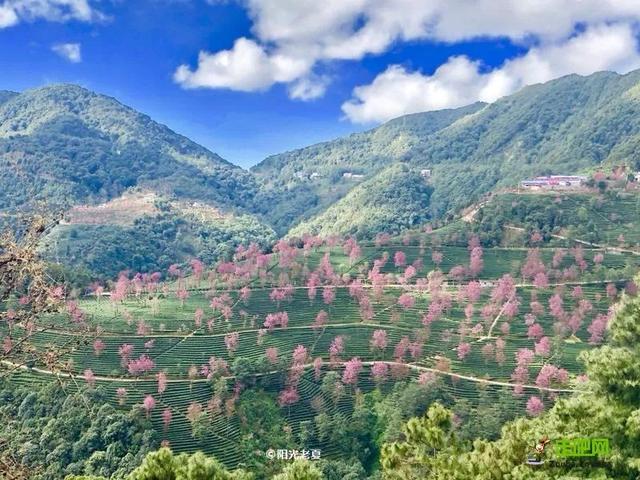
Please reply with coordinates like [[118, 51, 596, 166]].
[[52, 42, 81, 63], [174, 37, 311, 91], [0, 0, 100, 28], [176, 0, 640, 108], [343, 23, 640, 123]]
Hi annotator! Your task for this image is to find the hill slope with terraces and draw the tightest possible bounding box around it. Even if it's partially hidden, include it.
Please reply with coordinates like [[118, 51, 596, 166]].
[[3, 220, 637, 477]]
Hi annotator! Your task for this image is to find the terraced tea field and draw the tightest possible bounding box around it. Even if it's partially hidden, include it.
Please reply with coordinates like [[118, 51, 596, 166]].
[[2, 240, 634, 467]]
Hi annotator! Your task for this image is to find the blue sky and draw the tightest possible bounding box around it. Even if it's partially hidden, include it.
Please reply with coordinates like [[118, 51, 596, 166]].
[[1, 1, 640, 167]]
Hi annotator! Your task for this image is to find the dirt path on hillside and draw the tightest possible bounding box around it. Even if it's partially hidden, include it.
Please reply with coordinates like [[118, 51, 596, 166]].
[[0, 358, 582, 394], [504, 225, 640, 255]]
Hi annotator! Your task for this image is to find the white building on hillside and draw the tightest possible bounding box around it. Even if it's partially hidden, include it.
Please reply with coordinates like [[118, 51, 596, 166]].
[[520, 175, 587, 189], [343, 172, 364, 179]]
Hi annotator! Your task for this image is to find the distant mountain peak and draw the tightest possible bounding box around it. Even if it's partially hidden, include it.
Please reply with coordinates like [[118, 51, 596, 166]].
[[0, 84, 260, 215]]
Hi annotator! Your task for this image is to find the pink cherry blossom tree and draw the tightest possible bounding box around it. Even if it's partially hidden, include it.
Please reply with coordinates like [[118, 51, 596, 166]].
[[527, 323, 544, 340], [371, 361, 389, 384], [118, 343, 134, 368], [534, 336, 551, 356], [393, 336, 410, 361], [312, 310, 328, 330], [116, 387, 127, 405], [93, 339, 105, 356], [322, 286, 336, 305], [469, 246, 484, 277], [194, 308, 203, 328], [263, 312, 289, 331], [265, 347, 279, 365], [526, 396, 544, 416], [329, 336, 345, 363], [342, 357, 363, 385], [370, 329, 388, 353], [587, 313, 609, 344], [457, 342, 471, 360], [127, 355, 155, 376], [292, 345, 308, 365], [511, 348, 535, 387], [466, 281, 482, 303], [313, 357, 323, 380], [394, 251, 407, 268], [142, 395, 156, 418], [162, 408, 173, 431], [535, 364, 569, 389], [481, 342, 495, 362], [224, 332, 240, 356], [397, 293, 415, 310], [157, 371, 168, 395], [278, 386, 300, 407], [84, 369, 96, 388], [593, 252, 604, 265]]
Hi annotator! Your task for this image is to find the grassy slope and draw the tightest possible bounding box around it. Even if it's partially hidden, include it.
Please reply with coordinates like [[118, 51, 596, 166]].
[[473, 188, 640, 248], [41, 192, 277, 280]]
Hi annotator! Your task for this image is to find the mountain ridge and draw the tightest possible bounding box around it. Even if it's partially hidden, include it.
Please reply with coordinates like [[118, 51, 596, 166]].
[[270, 69, 640, 236], [0, 83, 261, 214], [4, 69, 640, 273]]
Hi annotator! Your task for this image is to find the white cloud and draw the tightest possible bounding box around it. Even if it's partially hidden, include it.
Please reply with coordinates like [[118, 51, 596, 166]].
[[176, 0, 640, 101], [342, 23, 640, 123], [287, 75, 330, 101], [52, 42, 81, 63], [174, 37, 310, 91], [0, 4, 19, 27], [0, 0, 100, 28]]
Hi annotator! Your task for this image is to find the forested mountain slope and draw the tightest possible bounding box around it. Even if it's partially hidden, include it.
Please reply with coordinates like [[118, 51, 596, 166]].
[[252, 103, 485, 234], [0, 85, 274, 278], [0, 84, 260, 213], [257, 70, 640, 236], [5, 70, 640, 273], [288, 163, 434, 238]]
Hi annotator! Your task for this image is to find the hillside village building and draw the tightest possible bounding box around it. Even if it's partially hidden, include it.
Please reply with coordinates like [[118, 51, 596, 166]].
[[520, 175, 587, 189], [343, 172, 365, 179]]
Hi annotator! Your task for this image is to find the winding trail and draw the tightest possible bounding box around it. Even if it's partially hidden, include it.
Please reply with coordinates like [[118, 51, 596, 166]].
[[504, 224, 640, 256], [0, 358, 583, 394]]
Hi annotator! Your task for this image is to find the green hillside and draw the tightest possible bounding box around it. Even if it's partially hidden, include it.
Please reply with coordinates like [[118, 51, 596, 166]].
[[252, 103, 484, 234], [473, 189, 640, 249], [0, 84, 260, 213], [256, 70, 640, 237], [0, 85, 277, 278], [0, 90, 17, 106], [288, 164, 433, 237], [42, 192, 277, 281]]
